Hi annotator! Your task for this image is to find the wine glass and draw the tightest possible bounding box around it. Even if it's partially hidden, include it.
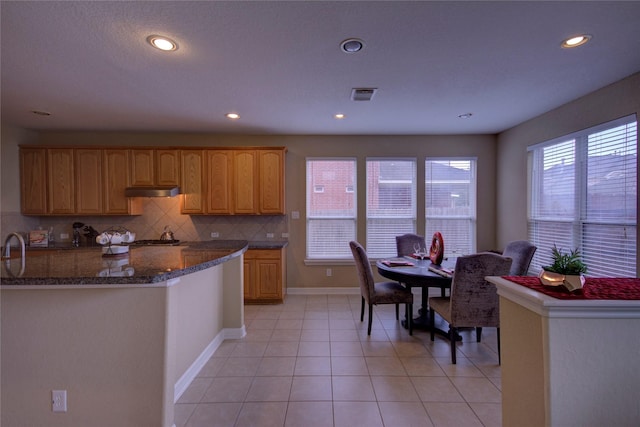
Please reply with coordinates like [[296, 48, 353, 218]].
[[413, 243, 421, 259], [413, 243, 427, 260]]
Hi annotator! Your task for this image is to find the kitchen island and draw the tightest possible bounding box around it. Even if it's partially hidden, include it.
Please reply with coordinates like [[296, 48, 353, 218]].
[[1, 240, 250, 427]]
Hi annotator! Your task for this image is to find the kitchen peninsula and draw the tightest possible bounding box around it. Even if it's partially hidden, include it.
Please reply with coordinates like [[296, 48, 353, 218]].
[[488, 276, 640, 427], [1, 240, 249, 427]]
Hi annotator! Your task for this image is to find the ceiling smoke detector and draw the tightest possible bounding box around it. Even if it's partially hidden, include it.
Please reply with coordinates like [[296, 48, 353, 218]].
[[351, 88, 377, 101], [340, 38, 364, 53]]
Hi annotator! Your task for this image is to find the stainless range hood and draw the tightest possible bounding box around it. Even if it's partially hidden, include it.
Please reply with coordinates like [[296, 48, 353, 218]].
[[125, 186, 181, 198]]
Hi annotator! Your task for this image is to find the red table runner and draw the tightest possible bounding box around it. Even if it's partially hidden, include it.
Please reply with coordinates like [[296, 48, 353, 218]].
[[503, 276, 640, 300]]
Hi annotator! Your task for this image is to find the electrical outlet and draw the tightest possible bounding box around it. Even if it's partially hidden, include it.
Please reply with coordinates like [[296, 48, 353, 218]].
[[326, 268, 332, 277], [210, 232, 219, 238], [281, 233, 289, 238], [52, 390, 67, 412], [291, 211, 300, 219], [266, 233, 274, 238], [60, 233, 69, 239]]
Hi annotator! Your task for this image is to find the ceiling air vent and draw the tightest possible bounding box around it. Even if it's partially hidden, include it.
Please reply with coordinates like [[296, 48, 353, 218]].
[[351, 88, 377, 101]]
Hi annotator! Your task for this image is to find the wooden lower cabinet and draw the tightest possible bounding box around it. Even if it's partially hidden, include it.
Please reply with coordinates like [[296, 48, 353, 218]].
[[243, 248, 286, 304]]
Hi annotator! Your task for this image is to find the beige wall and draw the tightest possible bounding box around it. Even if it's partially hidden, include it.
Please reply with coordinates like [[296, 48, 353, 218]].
[[1, 132, 498, 288], [496, 72, 640, 261]]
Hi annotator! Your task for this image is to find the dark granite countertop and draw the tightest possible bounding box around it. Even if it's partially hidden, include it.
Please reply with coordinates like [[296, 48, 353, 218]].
[[1, 240, 261, 286]]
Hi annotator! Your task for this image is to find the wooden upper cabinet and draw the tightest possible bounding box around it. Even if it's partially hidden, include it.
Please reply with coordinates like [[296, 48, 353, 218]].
[[104, 149, 142, 215], [156, 149, 180, 186], [233, 150, 257, 214], [180, 150, 205, 214], [47, 148, 75, 214], [130, 149, 154, 186], [131, 149, 180, 186], [258, 149, 285, 214], [207, 150, 233, 214], [20, 148, 48, 214], [75, 149, 103, 214]]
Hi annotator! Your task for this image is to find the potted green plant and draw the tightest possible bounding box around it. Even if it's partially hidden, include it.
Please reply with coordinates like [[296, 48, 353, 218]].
[[539, 245, 588, 291]]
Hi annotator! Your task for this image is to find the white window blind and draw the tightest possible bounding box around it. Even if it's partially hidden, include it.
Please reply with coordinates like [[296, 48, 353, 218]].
[[366, 159, 417, 258], [528, 115, 637, 277], [425, 159, 477, 257], [306, 159, 356, 259]]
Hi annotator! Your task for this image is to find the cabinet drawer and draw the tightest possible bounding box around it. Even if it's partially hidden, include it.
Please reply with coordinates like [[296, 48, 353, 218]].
[[245, 249, 282, 260]]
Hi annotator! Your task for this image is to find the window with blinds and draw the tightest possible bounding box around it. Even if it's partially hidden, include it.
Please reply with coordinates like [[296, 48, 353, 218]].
[[528, 115, 637, 277], [425, 159, 477, 257], [306, 158, 357, 259], [366, 159, 417, 258]]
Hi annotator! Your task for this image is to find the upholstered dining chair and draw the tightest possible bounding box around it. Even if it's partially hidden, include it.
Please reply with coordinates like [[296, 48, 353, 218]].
[[395, 233, 427, 257], [502, 240, 537, 276], [428, 252, 512, 364], [349, 241, 414, 335]]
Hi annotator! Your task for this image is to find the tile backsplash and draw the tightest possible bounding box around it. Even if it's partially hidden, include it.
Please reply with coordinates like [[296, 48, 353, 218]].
[[1, 197, 288, 246]]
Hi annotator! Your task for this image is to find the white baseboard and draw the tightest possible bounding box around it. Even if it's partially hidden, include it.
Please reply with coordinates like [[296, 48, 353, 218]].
[[286, 287, 423, 296], [173, 326, 246, 402], [286, 287, 360, 295]]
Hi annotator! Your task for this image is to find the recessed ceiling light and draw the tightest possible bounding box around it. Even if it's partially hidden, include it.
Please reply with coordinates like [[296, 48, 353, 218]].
[[340, 38, 364, 53], [458, 113, 473, 119], [226, 113, 240, 120], [561, 34, 592, 48], [147, 35, 178, 51], [334, 113, 345, 119]]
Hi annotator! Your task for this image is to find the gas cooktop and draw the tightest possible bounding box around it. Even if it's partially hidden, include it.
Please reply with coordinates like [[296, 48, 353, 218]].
[[129, 240, 181, 246]]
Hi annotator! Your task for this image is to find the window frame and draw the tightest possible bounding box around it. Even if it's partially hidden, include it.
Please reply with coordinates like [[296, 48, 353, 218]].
[[425, 157, 478, 257], [365, 157, 417, 258], [527, 115, 637, 277], [305, 157, 357, 262]]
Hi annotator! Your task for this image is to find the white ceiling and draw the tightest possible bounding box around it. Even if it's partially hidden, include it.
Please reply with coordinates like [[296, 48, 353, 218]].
[[2, 1, 640, 135]]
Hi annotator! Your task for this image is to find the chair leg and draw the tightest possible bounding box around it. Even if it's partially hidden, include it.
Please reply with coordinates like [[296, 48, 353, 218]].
[[450, 326, 457, 364], [476, 327, 482, 342], [360, 296, 365, 322], [368, 303, 373, 335], [497, 327, 501, 365], [408, 303, 413, 336], [395, 303, 399, 320], [429, 308, 435, 341]]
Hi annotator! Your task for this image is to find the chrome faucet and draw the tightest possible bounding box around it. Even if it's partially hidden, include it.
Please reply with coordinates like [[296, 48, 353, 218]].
[[2, 232, 26, 260]]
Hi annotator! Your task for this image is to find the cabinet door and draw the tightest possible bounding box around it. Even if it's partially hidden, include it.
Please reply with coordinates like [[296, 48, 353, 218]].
[[244, 249, 284, 303], [156, 149, 180, 186], [207, 150, 233, 214], [258, 149, 285, 214], [75, 149, 103, 214], [180, 150, 205, 214], [243, 258, 256, 300], [255, 259, 282, 300], [20, 148, 48, 214], [47, 148, 75, 214], [130, 149, 154, 186], [234, 150, 257, 214], [104, 149, 141, 215]]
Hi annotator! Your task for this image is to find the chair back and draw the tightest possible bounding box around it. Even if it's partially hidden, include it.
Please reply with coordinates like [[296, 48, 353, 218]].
[[396, 233, 427, 257], [349, 241, 375, 303], [503, 240, 537, 275], [449, 252, 512, 327]]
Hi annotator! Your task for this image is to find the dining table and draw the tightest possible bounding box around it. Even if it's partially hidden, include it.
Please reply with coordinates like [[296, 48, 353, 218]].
[[376, 256, 456, 337]]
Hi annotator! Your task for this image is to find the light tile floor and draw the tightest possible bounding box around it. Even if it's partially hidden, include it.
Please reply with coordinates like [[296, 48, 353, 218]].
[[175, 294, 502, 427]]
